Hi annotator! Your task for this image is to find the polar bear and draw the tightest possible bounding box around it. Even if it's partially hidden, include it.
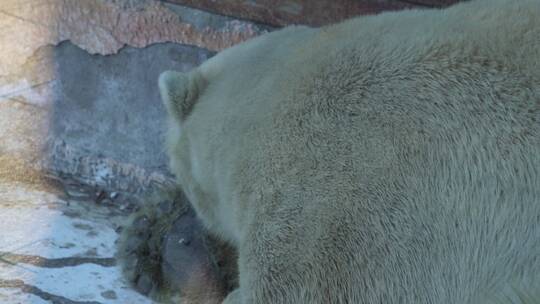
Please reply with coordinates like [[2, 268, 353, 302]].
[[137, 0, 540, 303]]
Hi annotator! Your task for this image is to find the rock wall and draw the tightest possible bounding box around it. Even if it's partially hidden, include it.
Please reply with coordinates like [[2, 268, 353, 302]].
[[0, 0, 269, 194]]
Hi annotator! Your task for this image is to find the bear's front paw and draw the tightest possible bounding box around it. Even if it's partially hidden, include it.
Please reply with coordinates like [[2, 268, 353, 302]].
[[117, 189, 237, 303], [119, 213, 162, 296], [116, 189, 190, 301]]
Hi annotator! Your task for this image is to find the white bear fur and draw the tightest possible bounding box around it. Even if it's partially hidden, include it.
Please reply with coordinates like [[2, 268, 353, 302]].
[[159, 0, 540, 302]]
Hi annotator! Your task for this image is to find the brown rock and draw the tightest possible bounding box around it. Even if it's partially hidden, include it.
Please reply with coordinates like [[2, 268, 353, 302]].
[[164, 0, 424, 27]]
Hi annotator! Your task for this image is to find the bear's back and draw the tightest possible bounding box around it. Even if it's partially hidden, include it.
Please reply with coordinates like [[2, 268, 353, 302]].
[[176, 0, 539, 302]]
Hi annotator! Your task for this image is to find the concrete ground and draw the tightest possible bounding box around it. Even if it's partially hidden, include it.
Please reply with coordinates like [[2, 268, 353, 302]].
[[0, 173, 152, 304]]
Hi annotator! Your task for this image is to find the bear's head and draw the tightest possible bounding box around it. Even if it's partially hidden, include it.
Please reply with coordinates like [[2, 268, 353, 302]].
[[157, 25, 312, 238], [158, 67, 222, 233]]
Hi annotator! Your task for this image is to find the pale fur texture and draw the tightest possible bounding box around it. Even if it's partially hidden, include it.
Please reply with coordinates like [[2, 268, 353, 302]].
[[158, 0, 540, 303]]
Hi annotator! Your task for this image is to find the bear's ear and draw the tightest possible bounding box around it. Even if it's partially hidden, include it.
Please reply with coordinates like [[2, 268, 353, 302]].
[[158, 70, 207, 123]]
